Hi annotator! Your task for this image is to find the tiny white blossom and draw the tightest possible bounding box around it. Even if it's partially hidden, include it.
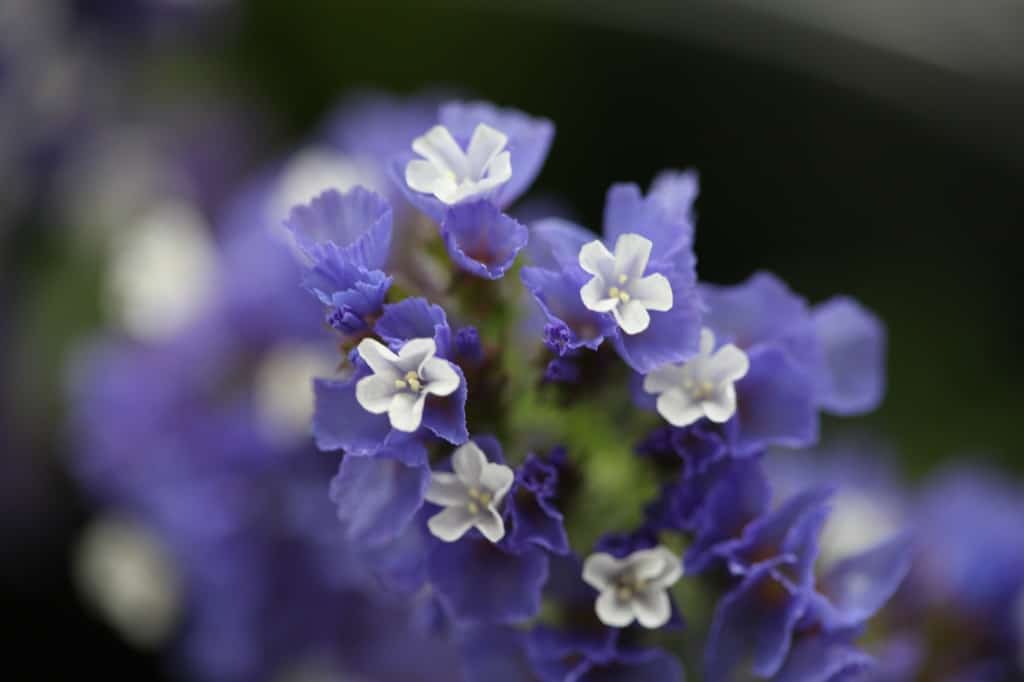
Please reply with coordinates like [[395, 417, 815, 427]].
[[578, 233, 673, 335], [354, 337, 460, 433], [405, 123, 512, 205], [643, 328, 749, 428], [425, 441, 515, 543], [582, 546, 682, 629]]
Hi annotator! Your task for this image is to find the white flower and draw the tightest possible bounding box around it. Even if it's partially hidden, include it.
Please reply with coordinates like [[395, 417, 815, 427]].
[[405, 123, 512, 205], [354, 337, 460, 432], [582, 546, 683, 629], [425, 441, 515, 543], [642, 328, 749, 428], [578, 233, 673, 335]]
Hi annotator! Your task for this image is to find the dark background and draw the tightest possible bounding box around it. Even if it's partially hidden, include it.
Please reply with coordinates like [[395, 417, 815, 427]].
[[5, 1, 1023, 677]]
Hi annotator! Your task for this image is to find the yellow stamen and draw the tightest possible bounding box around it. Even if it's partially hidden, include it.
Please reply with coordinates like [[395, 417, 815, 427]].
[[618, 274, 628, 284]]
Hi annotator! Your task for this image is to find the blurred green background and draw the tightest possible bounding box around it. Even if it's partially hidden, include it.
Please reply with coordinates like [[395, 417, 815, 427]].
[[3, 0, 1023, 676]]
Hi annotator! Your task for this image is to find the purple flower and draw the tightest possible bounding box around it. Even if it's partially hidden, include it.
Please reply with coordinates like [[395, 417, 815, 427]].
[[812, 297, 886, 416], [441, 200, 528, 279], [504, 454, 570, 555], [394, 100, 555, 222], [704, 559, 815, 681], [695, 272, 887, 453], [523, 177, 703, 374], [285, 186, 393, 272]]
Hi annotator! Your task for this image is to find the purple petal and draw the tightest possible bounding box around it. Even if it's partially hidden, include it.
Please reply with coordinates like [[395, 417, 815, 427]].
[[704, 561, 810, 680], [459, 626, 538, 682], [313, 376, 388, 454], [521, 266, 611, 352], [441, 201, 528, 279], [439, 100, 554, 207], [726, 345, 819, 455], [649, 169, 699, 229], [700, 271, 823, 380], [526, 626, 618, 682], [812, 296, 887, 416], [429, 538, 549, 625], [611, 264, 702, 374], [772, 633, 875, 682], [285, 186, 393, 270], [816, 532, 914, 630], [528, 217, 597, 271], [329, 454, 430, 547], [602, 182, 694, 264], [422, 363, 469, 446], [686, 457, 772, 573], [375, 297, 453, 357]]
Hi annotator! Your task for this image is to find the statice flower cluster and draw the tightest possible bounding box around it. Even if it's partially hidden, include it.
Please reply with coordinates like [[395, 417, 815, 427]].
[[278, 97, 907, 681]]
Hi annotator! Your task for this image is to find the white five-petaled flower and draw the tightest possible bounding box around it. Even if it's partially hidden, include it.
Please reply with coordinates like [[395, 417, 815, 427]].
[[578, 233, 673, 335], [642, 328, 749, 428], [582, 546, 683, 629], [354, 337, 460, 433], [405, 123, 512, 205], [425, 441, 515, 543]]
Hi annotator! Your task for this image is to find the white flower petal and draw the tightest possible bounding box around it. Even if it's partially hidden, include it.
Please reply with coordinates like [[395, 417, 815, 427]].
[[699, 327, 716, 355], [633, 588, 672, 629], [428, 506, 477, 542], [630, 273, 673, 312], [483, 150, 512, 185], [580, 276, 618, 313], [582, 553, 622, 591], [475, 509, 506, 543], [354, 375, 399, 414], [703, 384, 737, 424], [480, 463, 515, 504], [356, 338, 401, 379], [578, 240, 616, 278], [405, 158, 451, 197], [465, 123, 508, 179], [412, 125, 467, 179], [388, 392, 426, 432], [708, 344, 750, 384], [626, 548, 671, 582], [595, 590, 636, 628], [649, 547, 684, 587], [643, 364, 686, 395], [420, 357, 460, 397], [612, 299, 651, 335], [656, 389, 704, 428], [612, 233, 653, 280], [452, 441, 487, 486], [425, 472, 470, 506], [397, 337, 437, 373]]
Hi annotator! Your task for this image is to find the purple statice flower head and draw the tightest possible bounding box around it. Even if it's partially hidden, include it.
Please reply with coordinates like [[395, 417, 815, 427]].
[[522, 174, 703, 374]]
